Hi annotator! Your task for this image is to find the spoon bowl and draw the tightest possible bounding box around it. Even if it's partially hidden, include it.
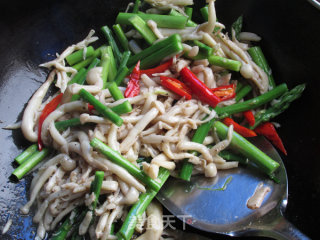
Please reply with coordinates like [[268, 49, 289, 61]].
[[157, 137, 309, 239]]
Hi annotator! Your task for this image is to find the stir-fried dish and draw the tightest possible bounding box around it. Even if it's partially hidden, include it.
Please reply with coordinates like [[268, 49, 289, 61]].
[[5, 0, 305, 239]]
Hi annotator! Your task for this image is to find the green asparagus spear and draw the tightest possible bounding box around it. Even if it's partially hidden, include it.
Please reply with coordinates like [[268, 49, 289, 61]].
[[107, 82, 133, 114], [14, 144, 38, 165], [180, 119, 215, 181], [128, 34, 181, 67], [128, 15, 157, 45], [114, 66, 129, 86], [100, 47, 111, 88], [213, 121, 280, 176], [55, 118, 82, 131], [215, 83, 288, 119], [66, 46, 95, 66], [138, 37, 183, 70], [90, 138, 162, 192], [51, 208, 81, 240], [231, 15, 243, 40], [79, 89, 123, 126], [70, 58, 101, 101], [67, 68, 87, 85], [106, 46, 118, 82], [208, 55, 242, 72], [132, 0, 140, 13], [113, 24, 130, 51], [200, 5, 209, 21], [116, 13, 188, 29], [169, 9, 197, 27], [101, 26, 122, 65], [248, 46, 276, 89], [185, 7, 193, 19], [180, 84, 288, 181], [219, 150, 249, 165], [252, 84, 306, 128], [72, 46, 104, 71], [90, 171, 104, 210], [117, 168, 170, 240], [235, 84, 252, 102], [12, 148, 50, 179]]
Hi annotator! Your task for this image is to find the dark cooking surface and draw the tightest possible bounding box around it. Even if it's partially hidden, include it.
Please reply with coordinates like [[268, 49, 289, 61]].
[[0, 0, 319, 239]]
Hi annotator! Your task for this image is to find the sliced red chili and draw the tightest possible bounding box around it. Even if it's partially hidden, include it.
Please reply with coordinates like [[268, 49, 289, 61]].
[[140, 59, 173, 76], [38, 93, 64, 150], [243, 110, 255, 126], [125, 61, 141, 98], [254, 122, 287, 155], [180, 67, 220, 107], [223, 117, 257, 138], [88, 103, 95, 113], [211, 84, 236, 101], [160, 76, 192, 100]]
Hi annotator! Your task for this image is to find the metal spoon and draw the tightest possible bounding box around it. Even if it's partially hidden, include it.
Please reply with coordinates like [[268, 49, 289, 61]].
[[156, 137, 310, 239]]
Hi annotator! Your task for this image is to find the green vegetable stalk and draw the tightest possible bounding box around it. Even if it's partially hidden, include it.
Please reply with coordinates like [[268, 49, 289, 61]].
[[128, 34, 181, 67], [101, 26, 122, 65], [116, 13, 188, 29], [128, 15, 157, 45], [79, 89, 123, 126], [90, 138, 162, 192], [117, 168, 170, 240], [113, 24, 130, 51], [14, 144, 38, 165], [180, 119, 215, 181], [12, 148, 51, 179], [248, 46, 276, 89], [213, 121, 280, 176], [231, 15, 243, 40], [215, 83, 288, 118], [66, 46, 95, 66], [252, 84, 306, 128]]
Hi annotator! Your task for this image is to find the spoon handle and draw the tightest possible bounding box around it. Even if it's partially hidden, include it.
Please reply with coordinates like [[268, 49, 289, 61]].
[[251, 216, 310, 240]]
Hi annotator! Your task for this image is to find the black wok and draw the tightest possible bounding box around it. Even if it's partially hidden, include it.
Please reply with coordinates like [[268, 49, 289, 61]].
[[0, 0, 319, 239]]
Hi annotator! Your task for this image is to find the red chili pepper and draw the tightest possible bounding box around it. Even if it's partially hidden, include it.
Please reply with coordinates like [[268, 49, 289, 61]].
[[254, 122, 287, 155], [160, 76, 192, 100], [243, 110, 255, 126], [180, 67, 221, 108], [38, 93, 64, 150], [125, 61, 141, 98], [88, 103, 95, 113], [140, 59, 173, 76], [223, 117, 257, 138], [211, 84, 236, 101]]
